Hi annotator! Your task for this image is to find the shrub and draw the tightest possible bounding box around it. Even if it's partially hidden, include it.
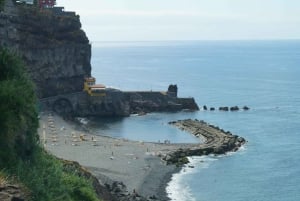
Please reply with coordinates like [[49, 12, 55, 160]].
[[13, 150, 100, 201], [0, 48, 39, 166]]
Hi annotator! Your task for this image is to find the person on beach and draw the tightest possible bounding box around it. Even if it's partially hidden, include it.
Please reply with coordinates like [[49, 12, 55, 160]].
[[133, 189, 137, 198]]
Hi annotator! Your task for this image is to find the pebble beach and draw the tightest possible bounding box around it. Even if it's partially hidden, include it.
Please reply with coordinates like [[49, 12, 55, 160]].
[[38, 112, 183, 200]]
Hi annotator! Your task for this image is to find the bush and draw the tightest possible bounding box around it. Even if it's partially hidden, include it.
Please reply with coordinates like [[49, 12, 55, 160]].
[[0, 48, 39, 166], [12, 149, 100, 201]]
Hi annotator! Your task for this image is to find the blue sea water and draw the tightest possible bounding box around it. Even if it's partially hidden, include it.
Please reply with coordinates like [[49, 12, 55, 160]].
[[91, 40, 300, 201]]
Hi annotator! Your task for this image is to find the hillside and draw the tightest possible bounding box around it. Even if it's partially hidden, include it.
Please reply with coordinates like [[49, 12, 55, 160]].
[[0, 48, 101, 201]]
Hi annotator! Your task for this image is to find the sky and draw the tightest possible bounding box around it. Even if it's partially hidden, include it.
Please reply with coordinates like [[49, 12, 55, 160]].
[[57, 0, 300, 42]]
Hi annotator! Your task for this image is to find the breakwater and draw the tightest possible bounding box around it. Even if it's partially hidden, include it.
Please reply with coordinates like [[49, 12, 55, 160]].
[[164, 119, 246, 165]]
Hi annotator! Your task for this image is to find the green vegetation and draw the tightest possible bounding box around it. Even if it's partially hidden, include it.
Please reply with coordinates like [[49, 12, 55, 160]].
[[0, 0, 5, 11], [0, 48, 101, 201], [0, 47, 38, 166], [12, 149, 100, 201], [0, 0, 4, 11]]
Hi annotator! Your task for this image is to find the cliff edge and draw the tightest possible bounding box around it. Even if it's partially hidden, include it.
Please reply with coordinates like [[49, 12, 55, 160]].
[[0, 0, 91, 98], [1, 0, 199, 117]]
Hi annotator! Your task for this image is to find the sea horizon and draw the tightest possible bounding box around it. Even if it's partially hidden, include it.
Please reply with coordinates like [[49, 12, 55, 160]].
[[91, 39, 300, 46]]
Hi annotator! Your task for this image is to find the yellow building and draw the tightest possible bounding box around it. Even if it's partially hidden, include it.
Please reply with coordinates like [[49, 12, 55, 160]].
[[84, 77, 106, 96]]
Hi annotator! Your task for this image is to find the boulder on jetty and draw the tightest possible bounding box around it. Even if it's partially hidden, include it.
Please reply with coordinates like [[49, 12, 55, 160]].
[[166, 119, 246, 165]]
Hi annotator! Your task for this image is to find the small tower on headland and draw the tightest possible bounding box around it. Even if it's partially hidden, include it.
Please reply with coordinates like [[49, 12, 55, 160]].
[[167, 84, 178, 98], [38, 0, 56, 8]]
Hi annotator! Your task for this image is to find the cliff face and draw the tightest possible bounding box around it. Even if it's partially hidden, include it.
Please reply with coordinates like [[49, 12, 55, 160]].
[[0, 0, 91, 98]]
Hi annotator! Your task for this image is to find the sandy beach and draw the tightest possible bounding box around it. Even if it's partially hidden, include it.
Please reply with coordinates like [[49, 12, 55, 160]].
[[38, 112, 184, 200]]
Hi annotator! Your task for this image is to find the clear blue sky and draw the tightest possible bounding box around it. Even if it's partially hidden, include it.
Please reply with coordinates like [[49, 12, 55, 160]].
[[58, 0, 300, 42]]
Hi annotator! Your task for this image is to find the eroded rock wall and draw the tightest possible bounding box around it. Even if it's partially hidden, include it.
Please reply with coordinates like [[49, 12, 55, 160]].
[[0, 0, 91, 98]]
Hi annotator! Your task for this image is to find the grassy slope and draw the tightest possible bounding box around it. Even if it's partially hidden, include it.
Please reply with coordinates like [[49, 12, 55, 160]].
[[0, 48, 101, 201]]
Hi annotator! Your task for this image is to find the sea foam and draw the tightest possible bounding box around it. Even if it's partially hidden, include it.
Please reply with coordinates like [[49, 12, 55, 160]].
[[166, 156, 218, 201]]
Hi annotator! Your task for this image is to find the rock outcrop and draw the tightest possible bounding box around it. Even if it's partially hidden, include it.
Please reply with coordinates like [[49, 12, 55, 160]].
[[203, 105, 250, 111], [0, 184, 27, 201], [125, 91, 199, 115], [0, 0, 91, 98]]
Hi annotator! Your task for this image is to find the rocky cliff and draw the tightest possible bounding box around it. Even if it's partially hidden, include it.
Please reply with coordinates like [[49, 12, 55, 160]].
[[1, 0, 199, 116], [0, 0, 91, 98]]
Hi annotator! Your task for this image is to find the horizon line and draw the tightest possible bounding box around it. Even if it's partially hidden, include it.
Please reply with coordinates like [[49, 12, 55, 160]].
[[90, 38, 300, 43]]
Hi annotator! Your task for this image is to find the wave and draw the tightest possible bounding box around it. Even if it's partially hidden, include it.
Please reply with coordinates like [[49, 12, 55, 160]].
[[166, 150, 247, 201], [166, 171, 196, 201], [166, 156, 218, 201]]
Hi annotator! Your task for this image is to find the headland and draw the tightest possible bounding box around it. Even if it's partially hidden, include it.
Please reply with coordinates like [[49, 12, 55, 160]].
[[38, 81, 199, 117]]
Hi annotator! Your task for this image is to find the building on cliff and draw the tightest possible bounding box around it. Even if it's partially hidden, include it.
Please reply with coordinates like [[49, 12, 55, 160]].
[[38, 0, 56, 8], [83, 77, 106, 97]]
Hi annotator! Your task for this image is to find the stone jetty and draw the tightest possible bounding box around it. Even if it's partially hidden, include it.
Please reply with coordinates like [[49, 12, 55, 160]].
[[164, 119, 246, 165]]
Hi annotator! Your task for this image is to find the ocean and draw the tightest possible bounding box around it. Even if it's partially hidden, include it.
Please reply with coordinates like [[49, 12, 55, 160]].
[[90, 40, 300, 201]]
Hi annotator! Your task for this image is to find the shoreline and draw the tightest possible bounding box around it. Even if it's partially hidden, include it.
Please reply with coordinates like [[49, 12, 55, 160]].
[[38, 112, 245, 201], [38, 112, 185, 200]]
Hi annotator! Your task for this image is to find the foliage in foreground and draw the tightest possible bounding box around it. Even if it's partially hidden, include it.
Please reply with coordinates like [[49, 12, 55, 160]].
[[0, 48, 100, 201], [11, 149, 100, 201], [0, 47, 38, 166], [0, 0, 4, 11]]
